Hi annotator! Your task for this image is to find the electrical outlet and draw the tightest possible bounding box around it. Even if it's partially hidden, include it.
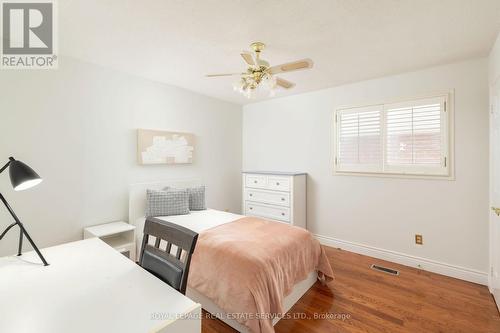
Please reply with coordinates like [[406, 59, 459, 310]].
[[415, 234, 423, 245]]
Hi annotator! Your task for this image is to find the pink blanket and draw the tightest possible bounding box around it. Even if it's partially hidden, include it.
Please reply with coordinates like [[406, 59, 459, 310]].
[[187, 217, 334, 333]]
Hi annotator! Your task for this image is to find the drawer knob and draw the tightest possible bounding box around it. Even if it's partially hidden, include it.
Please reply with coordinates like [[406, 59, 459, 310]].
[[281, 212, 285, 216], [249, 193, 253, 196], [249, 207, 253, 210], [281, 198, 285, 201], [254, 180, 257, 183], [276, 182, 280, 185]]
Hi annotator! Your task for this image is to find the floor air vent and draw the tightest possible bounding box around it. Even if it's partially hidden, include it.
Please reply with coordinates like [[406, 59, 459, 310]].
[[370, 264, 400, 276]]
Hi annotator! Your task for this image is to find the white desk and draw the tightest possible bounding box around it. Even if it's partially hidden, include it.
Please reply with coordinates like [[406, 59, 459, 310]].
[[0, 238, 201, 333]]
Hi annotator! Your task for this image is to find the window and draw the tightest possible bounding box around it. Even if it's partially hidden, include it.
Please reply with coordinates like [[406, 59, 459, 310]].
[[334, 95, 451, 177], [337, 105, 382, 172]]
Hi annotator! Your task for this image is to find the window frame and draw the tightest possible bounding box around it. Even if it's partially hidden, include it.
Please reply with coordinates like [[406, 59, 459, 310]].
[[333, 92, 454, 180]]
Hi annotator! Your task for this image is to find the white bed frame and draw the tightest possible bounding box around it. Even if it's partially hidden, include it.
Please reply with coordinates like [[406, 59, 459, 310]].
[[129, 180, 317, 332]]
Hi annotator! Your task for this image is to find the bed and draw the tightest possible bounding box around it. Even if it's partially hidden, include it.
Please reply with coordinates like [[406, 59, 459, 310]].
[[129, 180, 333, 333]]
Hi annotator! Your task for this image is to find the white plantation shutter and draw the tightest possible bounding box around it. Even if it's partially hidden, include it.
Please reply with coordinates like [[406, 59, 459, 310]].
[[338, 112, 359, 165], [337, 105, 382, 172], [335, 95, 450, 177], [384, 97, 447, 175]]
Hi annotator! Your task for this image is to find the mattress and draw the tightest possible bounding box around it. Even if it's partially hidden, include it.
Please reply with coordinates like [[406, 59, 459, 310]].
[[134, 209, 244, 250]]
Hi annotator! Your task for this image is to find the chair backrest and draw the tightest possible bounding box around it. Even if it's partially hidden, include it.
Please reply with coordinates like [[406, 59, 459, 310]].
[[139, 217, 198, 294]]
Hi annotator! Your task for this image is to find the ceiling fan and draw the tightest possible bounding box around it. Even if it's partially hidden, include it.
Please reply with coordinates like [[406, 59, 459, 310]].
[[206, 42, 313, 98]]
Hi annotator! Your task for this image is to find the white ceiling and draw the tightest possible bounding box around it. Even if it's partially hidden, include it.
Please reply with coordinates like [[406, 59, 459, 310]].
[[60, 0, 500, 105]]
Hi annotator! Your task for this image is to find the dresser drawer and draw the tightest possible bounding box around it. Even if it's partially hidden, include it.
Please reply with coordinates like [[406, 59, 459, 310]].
[[245, 174, 268, 189], [245, 189, 290, 207], [245, 202, 290, 222], [266, 176, 291, 192]]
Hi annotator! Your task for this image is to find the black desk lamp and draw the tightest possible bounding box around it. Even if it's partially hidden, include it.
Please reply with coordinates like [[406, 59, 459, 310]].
[[0, 157, 48, 266]]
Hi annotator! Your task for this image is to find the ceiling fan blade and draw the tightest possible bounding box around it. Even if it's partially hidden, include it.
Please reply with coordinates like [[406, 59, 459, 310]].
[[267, 59, 313, 75], [241, 52, 255, 66], [276, 77, 295, 89], [205, 73, 243, 77]]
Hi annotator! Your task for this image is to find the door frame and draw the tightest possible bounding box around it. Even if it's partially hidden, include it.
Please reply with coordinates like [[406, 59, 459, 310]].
[[489, 83, 495, 293], [489, 75, 500, 303]]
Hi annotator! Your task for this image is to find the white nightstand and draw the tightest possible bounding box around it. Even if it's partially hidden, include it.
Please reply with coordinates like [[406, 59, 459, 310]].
[[83, 221, 136, 261]]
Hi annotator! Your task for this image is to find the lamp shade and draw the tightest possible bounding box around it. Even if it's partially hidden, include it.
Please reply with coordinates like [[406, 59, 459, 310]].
[[9, 160, 43, 191]]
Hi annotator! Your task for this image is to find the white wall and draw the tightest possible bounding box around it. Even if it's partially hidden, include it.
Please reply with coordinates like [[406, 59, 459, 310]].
[[490, 33, 500, 85], [243, 58, 489, 276], [0, 57, 242, 256]]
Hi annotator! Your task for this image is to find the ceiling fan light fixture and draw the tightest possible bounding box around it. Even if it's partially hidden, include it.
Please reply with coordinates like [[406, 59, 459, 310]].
[[235, 77, 277, 99], [207, 42, 313, 99], [244, 87, 253, 99], [263, 74, 277, 89]]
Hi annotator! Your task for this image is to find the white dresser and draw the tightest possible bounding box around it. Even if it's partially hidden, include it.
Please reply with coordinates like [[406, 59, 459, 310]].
[[242, 171, 307, 229]]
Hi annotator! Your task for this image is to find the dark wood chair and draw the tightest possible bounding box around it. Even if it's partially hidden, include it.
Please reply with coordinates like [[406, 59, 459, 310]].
[[139, 217, 198, 295]]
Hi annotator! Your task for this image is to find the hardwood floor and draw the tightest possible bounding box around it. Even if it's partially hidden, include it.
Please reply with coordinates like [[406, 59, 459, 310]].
[[202, 246, 500, 333]]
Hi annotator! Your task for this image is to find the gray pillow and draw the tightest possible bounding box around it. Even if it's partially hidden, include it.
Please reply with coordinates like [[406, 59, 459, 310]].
[[145, 189, 189, 217], [163, 186, 206, 211], [187, 186, 206, 211]]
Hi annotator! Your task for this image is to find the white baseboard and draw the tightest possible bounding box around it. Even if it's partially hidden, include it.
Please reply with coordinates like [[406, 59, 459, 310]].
[[315, 234, 488, 286]]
